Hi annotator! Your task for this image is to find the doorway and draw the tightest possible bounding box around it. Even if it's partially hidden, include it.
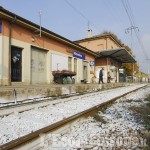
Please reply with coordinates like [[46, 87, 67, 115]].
[[31, 47, 47, 84], [11, 46, 22, 82], [83, 61, 88, 81]]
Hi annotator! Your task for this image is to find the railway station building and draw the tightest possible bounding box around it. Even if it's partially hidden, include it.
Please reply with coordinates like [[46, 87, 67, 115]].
[[0, 7, 97, 86], [75, 32, 136, 83], [0, 7, 135, 86]]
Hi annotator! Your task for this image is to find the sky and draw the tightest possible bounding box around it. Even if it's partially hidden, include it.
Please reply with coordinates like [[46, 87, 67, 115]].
[[0, 0, 150, 73]]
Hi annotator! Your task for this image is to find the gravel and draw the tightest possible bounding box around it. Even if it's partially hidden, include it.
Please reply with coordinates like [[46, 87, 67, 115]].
[[46, 85, 150, 149], [0, 84, 147, 146]]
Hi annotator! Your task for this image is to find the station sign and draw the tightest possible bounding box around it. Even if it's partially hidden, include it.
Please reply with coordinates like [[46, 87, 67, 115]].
[[73, 52, 85, 60], [0, 22, 2, 33], [90, 61, 95, 66]]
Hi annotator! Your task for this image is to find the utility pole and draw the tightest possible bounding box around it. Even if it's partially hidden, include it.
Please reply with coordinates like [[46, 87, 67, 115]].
[[146, 58, 150, 83], [39, 10, 42, 37], [33, 11, 42, 40], [125, 26, 139, 49], [125, 26, 139, 82]]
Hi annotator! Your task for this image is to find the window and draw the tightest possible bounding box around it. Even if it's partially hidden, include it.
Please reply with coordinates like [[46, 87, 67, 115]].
[[11, 46, 22, 82], [68, 57, 72, 71], [74, 58, 77, 73], [0, 22, 2, 33]]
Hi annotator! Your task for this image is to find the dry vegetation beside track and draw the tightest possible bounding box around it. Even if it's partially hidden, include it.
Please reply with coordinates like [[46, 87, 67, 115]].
[[129, 94, 150, 148]]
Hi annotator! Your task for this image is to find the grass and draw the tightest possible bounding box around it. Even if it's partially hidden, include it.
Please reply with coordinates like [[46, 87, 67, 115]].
[[93, 114, 107, 124], [145, 94, 150, 102], [124, 99, 143, 103], [135, 99, 143, 102], [130, 106, 150, 130], [125, 99, 133, 103], [100, 106, 108, 113], [129, 94, 150, 147]]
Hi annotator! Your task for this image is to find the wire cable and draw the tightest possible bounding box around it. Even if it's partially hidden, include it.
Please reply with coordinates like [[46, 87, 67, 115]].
[[121, 0, 148, 59], [64, 0, 102, 33]]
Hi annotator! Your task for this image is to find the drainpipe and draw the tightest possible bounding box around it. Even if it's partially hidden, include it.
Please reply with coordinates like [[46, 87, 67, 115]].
[[1, 26, 4, 85], [94, 57, 96, 75], [107, 57, 109, 72], [132, 63, 134, 82], [8, 16, 16, 85]]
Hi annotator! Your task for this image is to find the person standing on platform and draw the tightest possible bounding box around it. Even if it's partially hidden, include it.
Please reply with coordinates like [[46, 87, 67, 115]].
[[107, 71, 111, 83], [99, 68, 104, 84]]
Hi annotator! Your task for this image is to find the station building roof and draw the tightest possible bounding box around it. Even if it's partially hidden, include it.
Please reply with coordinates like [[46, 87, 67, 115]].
[[0, 7, 136, 63], [96, 48, 136, 63], [0, 7, 97, 57], [75, 33, 123, 48]]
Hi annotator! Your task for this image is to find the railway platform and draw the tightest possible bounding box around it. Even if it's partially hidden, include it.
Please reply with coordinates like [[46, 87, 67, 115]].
[[0, 82, 135, 103]]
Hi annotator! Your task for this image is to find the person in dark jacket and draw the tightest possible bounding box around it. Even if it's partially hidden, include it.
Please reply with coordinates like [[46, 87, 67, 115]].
[[99, 68, 104, 84], [107, 71, 111, 83]]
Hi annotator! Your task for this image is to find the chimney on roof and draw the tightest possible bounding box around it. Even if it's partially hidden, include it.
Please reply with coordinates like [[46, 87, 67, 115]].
[[87, 29, 92, 38]]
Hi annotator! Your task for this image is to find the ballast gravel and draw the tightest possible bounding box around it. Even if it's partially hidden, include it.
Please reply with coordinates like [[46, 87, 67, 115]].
[[0, 84, 147, 146]]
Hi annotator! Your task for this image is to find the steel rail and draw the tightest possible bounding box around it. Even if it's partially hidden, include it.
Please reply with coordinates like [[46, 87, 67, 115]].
[[0, 90, 96, 110], [0, 85, 147, 150]]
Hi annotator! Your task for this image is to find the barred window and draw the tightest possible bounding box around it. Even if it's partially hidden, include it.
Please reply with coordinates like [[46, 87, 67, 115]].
[[68, 57, 72, 71], [74, 58, 77, 73]]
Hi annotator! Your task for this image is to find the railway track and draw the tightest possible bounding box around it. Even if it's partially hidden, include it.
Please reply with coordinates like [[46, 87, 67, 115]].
[[0, 84, 148, 150]]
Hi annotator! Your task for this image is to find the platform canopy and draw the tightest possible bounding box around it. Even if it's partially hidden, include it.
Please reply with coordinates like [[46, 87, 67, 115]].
[[96, 48, 136, 63]]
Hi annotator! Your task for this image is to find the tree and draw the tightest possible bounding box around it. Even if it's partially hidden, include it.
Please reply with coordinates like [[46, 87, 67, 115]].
[[122, 63, 139, 76]]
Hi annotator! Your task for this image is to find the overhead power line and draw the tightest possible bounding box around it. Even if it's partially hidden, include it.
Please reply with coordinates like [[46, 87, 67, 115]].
[[121, 0, 148, 59], [102, 0, 126, 30], [64, 0, 101, 33], [125, 0, 137, 26], [64, 0, 89, 22]]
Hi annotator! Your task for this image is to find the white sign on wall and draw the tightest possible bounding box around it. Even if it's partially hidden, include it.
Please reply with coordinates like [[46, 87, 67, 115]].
[[51, 53, 68, 71], [90, 61, 95, 66]]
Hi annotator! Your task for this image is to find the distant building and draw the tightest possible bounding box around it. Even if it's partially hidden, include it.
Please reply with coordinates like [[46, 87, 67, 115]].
[[75, 32, 135, 83], [136, 72, 149, 82], [148, 74, 150, 82]]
